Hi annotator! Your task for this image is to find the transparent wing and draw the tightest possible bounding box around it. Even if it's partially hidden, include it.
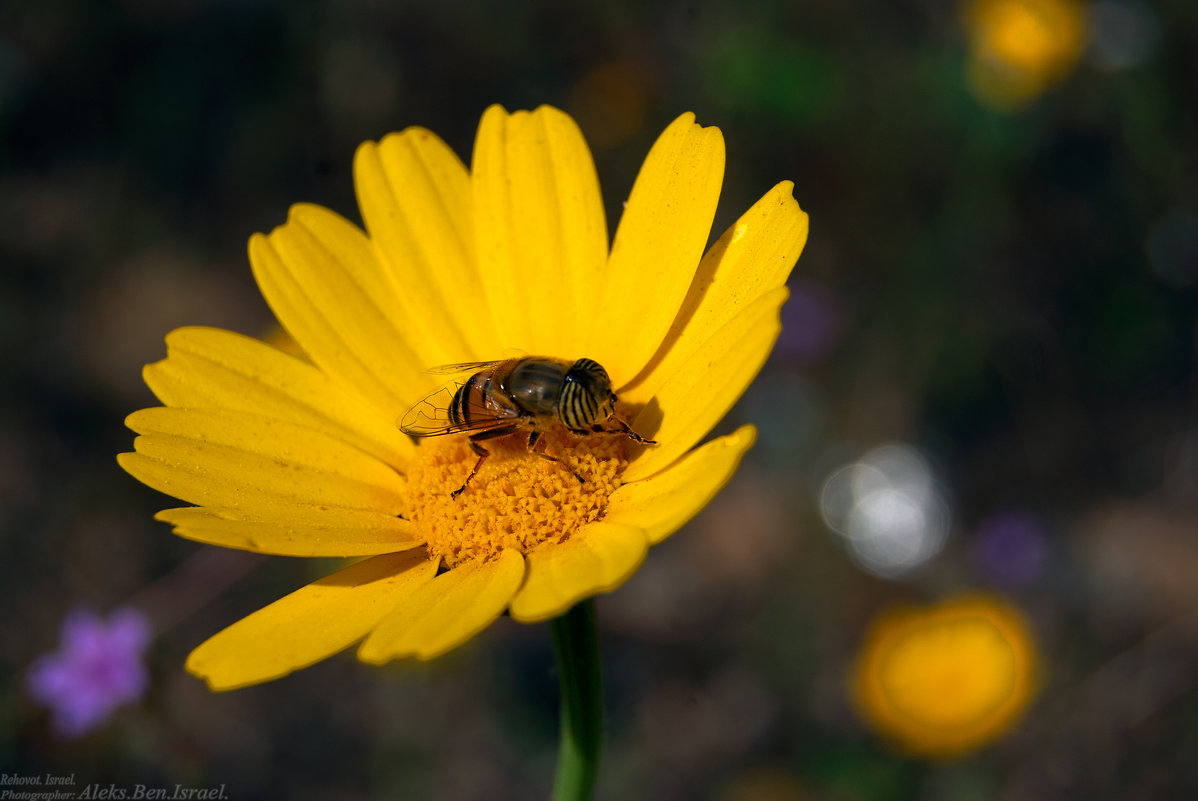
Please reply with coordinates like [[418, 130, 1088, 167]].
[[424, 348, 531, 375], [424, 360, 504, 376], [398, 378, 521, 437]]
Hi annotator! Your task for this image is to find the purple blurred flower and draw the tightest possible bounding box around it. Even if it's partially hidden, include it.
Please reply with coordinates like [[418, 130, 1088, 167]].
[[27, 607, 151, 738], [778, 279, 841, 364], [972, 510, 1049, 586]]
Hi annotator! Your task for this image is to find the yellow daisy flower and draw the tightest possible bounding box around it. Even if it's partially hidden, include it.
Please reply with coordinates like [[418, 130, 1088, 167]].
[[851, 594, 1039, 758], [118, 105, 809, 691]]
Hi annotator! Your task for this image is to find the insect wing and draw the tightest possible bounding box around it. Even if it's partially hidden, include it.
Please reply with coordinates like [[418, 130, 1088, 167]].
[[398, 376, 518, 437], [424, 360, 504, 376]]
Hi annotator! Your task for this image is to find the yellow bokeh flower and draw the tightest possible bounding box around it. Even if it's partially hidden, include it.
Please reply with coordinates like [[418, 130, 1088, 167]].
[[965, 0, 1087, 110], [119, 105, 809, 691], [851, 594, 1038, 758]]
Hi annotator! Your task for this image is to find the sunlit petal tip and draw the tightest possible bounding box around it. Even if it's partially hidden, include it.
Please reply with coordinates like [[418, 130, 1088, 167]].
[[479, 103, 511, 126], [143, 354, 167, 383], [119, 408, 408, 513], [351, 129, 401, 178], [284, 201, 322, 225], [114, 450, 137, 474], [140, 362, 164, 397], [667, 110, 725, 146], [122, 408, 152, 433], [616, 179, 806, 408], [248, 224, 283, 266], [591, 109, 727, 381], [184, 655, 226, 692], [280, 204, 369, 262], [776, 180, 810, 224], [664, 113, 726, 177], [743, 182, 810, 258], [667, 110, 698, 130], [155, 505, 423, 558], [349, 132, 412, 185], [732, 423, 758, 450], [352, 136, 380, 165], [163, 325, 237, 350], [184, 551, 436, 691], [373, 126, 450, 159], [471, 99, 608, 356], [531, 103, 570, 123], [248, 191, 435, 413], [142, 326, 413, 470], [246, 229, 271, 264]]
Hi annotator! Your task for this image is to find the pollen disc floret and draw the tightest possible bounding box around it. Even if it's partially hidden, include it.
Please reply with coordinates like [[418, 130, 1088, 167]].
[[408, 429, 629, 568]]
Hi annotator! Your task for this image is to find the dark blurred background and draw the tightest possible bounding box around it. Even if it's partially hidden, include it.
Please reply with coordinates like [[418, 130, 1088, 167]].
[[2, 0, 1196, 798]]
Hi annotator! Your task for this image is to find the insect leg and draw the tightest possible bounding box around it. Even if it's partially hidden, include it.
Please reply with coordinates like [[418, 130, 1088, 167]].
[[591, 415, 656, 445], [527, 430, 585, 484], [452, 426, 519, 499]]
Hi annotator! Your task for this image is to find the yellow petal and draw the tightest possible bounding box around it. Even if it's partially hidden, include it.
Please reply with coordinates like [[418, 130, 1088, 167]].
[[157, 504, 421, 557], [144, 326, 413, 470], [605, 426, 756, 545], [249, 204, 425, 417], [620, 181, 809, 404], [472, 105, 608, 357], [586, 113, 725, 384], [358, 548, 525, 662], [622, 287, 786, 482], [119, 408, 406, 514], [186, 550, 436, 690], [508, 522, 648, 623], [354, 128, 490, 363]]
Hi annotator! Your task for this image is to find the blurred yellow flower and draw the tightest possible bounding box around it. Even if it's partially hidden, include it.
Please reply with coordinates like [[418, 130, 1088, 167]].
[[119, 105, 808, 690], [851, 594, 1038, 758], [965, 0, 1087, 109]]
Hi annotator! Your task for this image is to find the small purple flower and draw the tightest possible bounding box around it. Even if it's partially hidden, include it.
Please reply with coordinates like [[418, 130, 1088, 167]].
[[778, 279, 841, 365], [972, 510, 1049, 587], [27, 607, 151, 738]]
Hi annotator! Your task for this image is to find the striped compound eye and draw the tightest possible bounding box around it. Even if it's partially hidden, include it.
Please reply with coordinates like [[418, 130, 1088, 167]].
[[559, 359, 614, 430]]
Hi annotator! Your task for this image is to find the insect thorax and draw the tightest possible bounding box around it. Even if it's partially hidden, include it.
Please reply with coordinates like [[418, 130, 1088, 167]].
[[506, 359, 571, 418]]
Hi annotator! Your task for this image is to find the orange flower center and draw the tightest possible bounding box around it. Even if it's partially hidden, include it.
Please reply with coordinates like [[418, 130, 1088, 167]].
[[406, 428, 629, 568]]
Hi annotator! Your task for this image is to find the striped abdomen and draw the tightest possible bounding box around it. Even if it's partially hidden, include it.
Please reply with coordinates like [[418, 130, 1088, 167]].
[[449, 370, 512, 428]]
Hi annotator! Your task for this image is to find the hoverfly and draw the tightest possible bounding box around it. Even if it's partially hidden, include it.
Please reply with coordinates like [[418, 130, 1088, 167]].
[[400, 357, 655, 499]]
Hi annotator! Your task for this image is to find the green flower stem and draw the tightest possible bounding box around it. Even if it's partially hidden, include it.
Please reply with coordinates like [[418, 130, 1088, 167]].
[[549, 600, 603, 801]]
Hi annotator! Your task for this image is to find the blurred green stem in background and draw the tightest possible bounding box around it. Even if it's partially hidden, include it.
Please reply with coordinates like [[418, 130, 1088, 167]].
[[550, 600, 602, 801]]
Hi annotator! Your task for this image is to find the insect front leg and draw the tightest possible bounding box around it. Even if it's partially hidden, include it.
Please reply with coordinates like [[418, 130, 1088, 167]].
[[527, 430, 585, 484], [591, 415, 656, 445], [453, 426, 519, 499]]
